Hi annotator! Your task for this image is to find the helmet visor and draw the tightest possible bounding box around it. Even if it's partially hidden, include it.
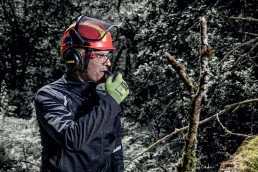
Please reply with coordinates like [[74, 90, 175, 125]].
[[75, 16, 120, 42]]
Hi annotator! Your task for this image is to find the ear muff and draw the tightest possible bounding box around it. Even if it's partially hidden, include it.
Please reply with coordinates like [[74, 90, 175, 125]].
[[63, 35, 84, 71], [63, 47, 83, 71]]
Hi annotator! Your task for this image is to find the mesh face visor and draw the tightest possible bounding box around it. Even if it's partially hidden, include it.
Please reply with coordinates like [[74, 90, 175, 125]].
[[75, 16, 120, 43]]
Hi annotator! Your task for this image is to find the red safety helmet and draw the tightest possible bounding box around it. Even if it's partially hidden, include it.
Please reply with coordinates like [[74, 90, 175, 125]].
[[60, 16, 120, 55]]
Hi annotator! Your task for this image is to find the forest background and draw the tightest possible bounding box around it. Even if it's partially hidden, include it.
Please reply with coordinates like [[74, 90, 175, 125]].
[[0, 0, 257, 171]]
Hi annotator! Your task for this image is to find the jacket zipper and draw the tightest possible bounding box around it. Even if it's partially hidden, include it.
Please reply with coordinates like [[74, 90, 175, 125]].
[[100, 131, 104, 169], [57, 149, 63, 169]]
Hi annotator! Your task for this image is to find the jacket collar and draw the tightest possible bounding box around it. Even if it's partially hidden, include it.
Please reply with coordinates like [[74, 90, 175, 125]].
[[62, 70, 99, 97], [62, 70, 98, 86]]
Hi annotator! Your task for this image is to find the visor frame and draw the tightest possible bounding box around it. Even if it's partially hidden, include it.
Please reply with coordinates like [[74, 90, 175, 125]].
[[74, 15, 120, 43]]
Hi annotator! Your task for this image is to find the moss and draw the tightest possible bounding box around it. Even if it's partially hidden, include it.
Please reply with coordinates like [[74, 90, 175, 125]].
[[177, 151, 197, 172], [219, 135, 258, 172], [236, 136, 258, 171], [177, 137, 197, 172], [206, 45, 214, 59]]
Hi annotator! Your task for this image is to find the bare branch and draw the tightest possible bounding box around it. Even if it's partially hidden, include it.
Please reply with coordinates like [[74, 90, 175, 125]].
[[217, 37, 258, 66], [232, 98, 258, 113], [244, 32, 258, 37], [20, 160, 40, 168], [198, 17, 214, 104], [200, 16, 208, 73], [249, 56, 258, 68], [22, 144, 28, 171], [232, 40, 258, 68], [230, 17, 258, 22], [164, 52, 197, 96], [155, 97, 176, 120], [124, 98, 258, 170], [216, 115, 250, 137], [199, 98, 258, 125], [249, 41, 258, 54], [160, 165, 168, 172], [178, 16, 214, 171], [125, 126, 188, 169]]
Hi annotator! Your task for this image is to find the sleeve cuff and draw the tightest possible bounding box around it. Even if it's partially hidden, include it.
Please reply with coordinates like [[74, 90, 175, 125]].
[[104, 94, 121, 113]]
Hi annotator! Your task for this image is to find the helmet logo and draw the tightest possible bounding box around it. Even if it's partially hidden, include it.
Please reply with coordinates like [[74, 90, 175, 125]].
[[66, 60, 75, 63]]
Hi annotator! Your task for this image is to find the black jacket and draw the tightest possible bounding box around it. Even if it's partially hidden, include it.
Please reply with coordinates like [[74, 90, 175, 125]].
[[34, 72, 124, 172]]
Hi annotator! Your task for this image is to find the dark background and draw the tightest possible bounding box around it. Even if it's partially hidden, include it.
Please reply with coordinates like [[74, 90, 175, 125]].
[[0, 0, 257, 171]]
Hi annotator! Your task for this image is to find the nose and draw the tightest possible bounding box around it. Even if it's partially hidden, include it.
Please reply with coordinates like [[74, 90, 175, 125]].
[[103, 57, 111, 66]]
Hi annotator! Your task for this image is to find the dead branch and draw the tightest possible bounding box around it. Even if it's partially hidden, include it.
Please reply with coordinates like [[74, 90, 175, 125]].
[[231, 40, 258, 68], [230, 17, 258, 22], [249, 41, 258, 54], [199, 17, 214, 105], [249, 56, 258, 68], [232, 98, 258, 113], [155, 97, 177, 120], [125, 98, 258, 169], [216, 115, 250, 137], [124, 98, 258, 170], [199, 98, 257, 125], [20, 160, 40, 168], [217, 37, 258, 66], [200, 16, 208, 72], [125, 126, 188, 169], [244, 32, 258, 37], [160, 165, 168, 172], [177, 17, 213, 171], [22, 144, 28, 171], [164, 52, 197, 96]]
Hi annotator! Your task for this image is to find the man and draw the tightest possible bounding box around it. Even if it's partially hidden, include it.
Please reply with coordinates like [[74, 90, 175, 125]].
[[35, 16, 129, 172]]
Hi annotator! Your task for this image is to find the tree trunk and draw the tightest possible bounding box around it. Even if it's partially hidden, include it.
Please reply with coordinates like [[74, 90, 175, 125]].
[[177, 17, 210, 172]]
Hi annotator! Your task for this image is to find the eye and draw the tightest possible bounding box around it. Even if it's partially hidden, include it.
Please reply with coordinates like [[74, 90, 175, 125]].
[[99, 54, 105, 58], [95, 53, 107, 58]]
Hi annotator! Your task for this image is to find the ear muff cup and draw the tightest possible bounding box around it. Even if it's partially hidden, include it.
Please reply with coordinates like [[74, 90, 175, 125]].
[[63, 48, 83, 71]]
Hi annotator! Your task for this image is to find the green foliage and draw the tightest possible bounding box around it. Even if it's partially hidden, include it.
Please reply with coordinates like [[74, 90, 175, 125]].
[[0, 0, 257, 171], [0, 80, 17, 117], [236, 136, 258, 171], [0, 146, 16, 171], [0, 112, 41, 171], [0, 0, 74, 118]]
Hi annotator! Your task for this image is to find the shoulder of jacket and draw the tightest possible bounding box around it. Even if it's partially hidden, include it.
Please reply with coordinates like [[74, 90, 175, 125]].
[[35, 78, 68, 102]]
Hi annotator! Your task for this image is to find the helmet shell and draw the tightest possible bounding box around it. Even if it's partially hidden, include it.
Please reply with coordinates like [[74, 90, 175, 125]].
[[61, 20, 115, 55]]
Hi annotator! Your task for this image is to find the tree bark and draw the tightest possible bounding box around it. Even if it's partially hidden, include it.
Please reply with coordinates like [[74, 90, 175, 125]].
[[164, 53, 197, 97], [177, 17, 210, 172]]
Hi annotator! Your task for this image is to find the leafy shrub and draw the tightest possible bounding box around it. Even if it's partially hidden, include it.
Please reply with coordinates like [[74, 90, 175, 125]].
[[0, 112, 41, 171]]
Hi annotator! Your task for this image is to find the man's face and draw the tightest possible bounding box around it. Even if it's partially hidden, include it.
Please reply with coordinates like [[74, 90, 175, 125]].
[[86, 50, 111, 83]]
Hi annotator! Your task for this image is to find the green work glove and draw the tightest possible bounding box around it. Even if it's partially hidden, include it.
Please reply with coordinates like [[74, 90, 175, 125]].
[[105, 73, 129, 104]]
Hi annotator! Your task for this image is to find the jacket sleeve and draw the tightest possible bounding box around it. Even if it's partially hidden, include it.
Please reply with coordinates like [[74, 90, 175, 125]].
[[111, 116, 124, 172], [35, 89, 121, 151]]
